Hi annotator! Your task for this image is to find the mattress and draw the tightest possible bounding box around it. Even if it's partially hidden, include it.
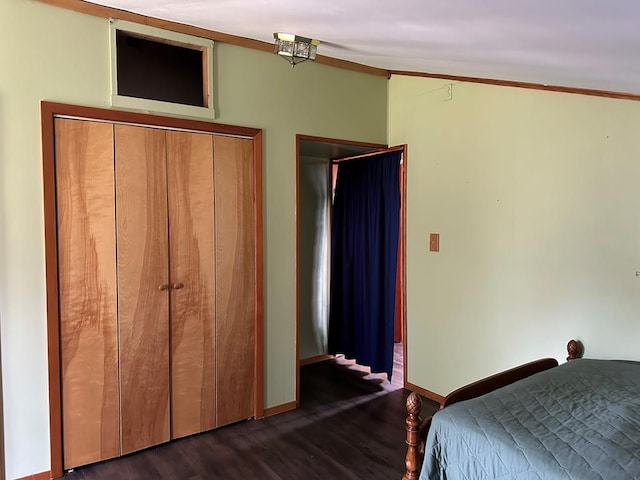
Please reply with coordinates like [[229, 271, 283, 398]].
[[420, 359, 640, 479]]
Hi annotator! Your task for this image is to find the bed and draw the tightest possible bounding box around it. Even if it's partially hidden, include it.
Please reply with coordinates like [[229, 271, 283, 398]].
[[403, 340, 640, 479]]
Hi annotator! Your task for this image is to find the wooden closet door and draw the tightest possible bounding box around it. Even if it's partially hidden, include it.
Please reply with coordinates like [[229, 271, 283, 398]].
[[115, 125, 171, 454], [56, 119, 120, 468], [213, 136, 256, 426], [166, 131, 216, 438]]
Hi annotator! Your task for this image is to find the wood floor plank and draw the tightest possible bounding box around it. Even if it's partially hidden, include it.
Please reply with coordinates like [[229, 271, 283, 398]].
[[64, 345, 437, 479]]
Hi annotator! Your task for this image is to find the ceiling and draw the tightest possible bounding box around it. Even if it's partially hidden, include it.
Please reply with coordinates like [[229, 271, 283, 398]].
[[90, 0, 640, 94]]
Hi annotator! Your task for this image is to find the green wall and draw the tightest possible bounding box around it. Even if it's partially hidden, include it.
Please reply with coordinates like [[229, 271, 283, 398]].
[[0, 1, 387, 477], [389, 75, 640, 397]]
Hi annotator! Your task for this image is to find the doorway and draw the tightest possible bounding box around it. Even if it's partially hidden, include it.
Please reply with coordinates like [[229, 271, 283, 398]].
[[295, 135, 407, 405]]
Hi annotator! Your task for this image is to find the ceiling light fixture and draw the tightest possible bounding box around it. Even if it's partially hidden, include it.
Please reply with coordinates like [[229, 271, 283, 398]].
[[273, 33, 320, 67]]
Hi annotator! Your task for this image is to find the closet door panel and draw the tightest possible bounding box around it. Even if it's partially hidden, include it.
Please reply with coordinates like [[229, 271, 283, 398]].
[[167, 131, 216, 438], [56, 119, 120, 468], [115, 125, 170, 454], [214, 136, 256, 426]]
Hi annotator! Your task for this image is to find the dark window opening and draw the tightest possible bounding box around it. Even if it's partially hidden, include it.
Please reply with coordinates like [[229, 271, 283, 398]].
[[116, 30, 206, 107]]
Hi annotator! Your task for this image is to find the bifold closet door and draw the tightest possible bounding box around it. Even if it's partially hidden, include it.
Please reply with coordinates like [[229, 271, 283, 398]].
[[56, 119, 120, 469], [214, 136, 256, 426], [115, 125, 171, 454], [166, 131, 217, 438]]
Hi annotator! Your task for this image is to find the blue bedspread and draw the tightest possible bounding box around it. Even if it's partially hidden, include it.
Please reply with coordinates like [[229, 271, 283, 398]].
[[420, 359, 640, 480]]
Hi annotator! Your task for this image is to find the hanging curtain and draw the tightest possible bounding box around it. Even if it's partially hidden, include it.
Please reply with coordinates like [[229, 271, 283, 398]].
[[328, 150, 401, 379]]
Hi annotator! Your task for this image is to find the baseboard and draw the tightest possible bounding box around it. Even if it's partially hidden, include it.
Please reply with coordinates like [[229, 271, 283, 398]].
[[405, 381, 445, 405], [263, 400, 297, 417], [14, 471, 51, 480], [299, 354, 334, 366]]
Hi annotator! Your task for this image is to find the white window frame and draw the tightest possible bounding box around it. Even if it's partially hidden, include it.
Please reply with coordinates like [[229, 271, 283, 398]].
[[109, 19, 215, 119]]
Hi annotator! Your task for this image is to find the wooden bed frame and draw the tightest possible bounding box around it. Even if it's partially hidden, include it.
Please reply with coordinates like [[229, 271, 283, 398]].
[[403, 339, 583, 480]]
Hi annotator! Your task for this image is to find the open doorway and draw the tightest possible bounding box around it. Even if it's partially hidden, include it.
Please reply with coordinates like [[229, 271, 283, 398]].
[[295, 135, 407, 405]]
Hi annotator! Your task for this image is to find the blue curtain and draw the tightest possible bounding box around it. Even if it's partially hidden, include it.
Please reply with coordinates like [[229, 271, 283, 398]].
[[328, 150, 401, 379]]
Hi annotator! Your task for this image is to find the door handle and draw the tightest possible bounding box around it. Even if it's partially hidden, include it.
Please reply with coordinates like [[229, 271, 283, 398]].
[[172, 282, 185, 290], [158, 283, 170, 291]]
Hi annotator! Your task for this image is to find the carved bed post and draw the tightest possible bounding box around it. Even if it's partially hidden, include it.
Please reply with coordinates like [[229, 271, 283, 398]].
[[567, 339, 583, 361], [403, 392, 423, 480]]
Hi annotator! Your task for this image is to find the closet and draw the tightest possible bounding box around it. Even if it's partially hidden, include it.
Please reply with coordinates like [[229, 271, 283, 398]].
[[51, 112, 260, 470]]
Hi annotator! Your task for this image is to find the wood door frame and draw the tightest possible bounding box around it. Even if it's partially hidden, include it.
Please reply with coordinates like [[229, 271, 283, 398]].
[[41, 101, 264, 478], [294, 135, 408, 406]]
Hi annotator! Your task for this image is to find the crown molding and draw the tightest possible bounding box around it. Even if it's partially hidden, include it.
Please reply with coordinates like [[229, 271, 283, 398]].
[[34, 0, 390, 77], [390, 70, 640, 102], [34, 0, 640, 98]]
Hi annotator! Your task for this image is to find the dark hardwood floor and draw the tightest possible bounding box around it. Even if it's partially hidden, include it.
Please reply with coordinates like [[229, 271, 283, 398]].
[[65, 344, 438, 479]]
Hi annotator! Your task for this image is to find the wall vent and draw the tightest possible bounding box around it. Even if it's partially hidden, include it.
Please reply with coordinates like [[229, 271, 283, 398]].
[[110, 19, 215, 118]]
